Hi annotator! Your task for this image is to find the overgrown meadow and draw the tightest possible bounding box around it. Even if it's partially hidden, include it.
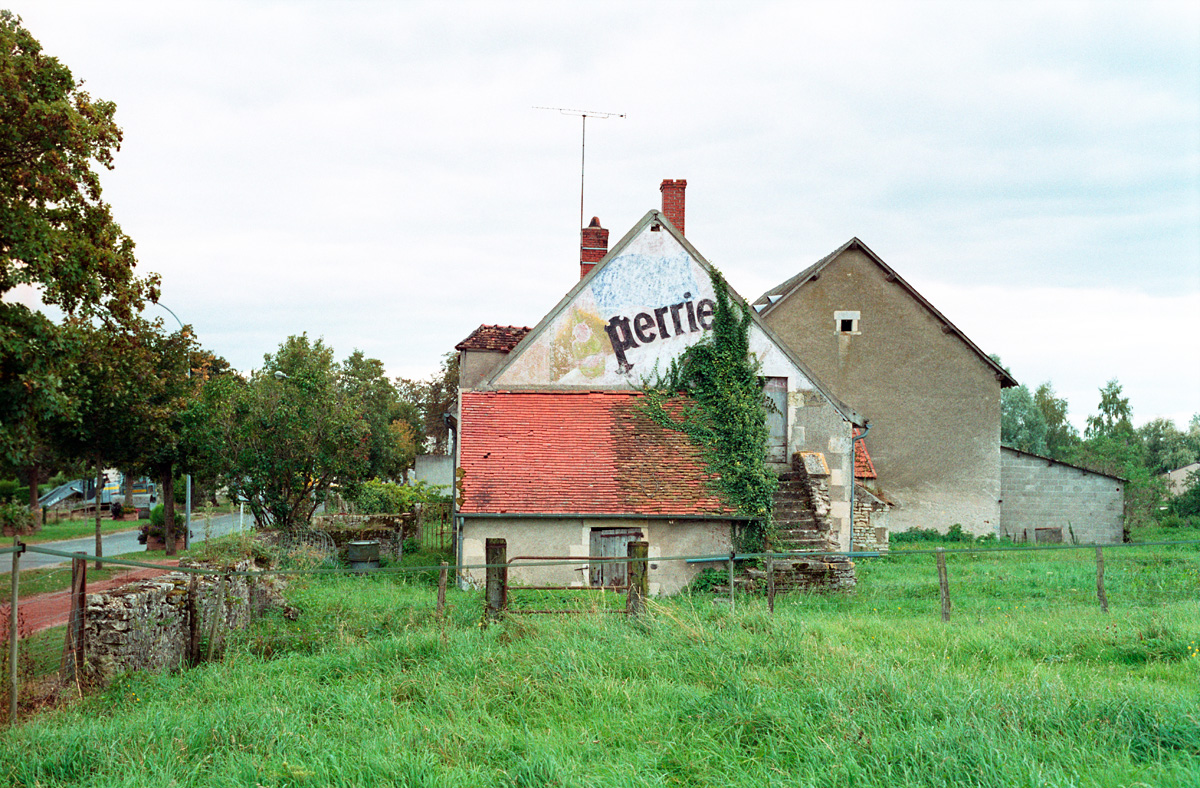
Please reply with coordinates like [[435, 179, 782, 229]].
[[0, 539, 1197, 788]]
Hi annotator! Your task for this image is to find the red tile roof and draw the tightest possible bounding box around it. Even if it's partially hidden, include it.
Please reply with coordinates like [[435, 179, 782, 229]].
[[459, 391, 735, 516], [455, 325, 531, 352], [854, 428, 877, 479]]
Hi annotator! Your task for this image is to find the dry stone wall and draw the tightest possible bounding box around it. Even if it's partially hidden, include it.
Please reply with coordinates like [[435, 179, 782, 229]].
[[84, 561, 288, 686]]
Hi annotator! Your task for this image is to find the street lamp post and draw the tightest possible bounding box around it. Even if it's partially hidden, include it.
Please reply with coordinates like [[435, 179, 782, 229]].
[[156, 303, 192, 551]]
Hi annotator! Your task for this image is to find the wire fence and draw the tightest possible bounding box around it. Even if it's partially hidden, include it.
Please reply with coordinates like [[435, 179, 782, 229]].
[[1, 536, 1196, 726]]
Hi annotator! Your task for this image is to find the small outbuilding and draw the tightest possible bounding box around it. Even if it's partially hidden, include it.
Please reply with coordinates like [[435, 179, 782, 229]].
[[999, 446, 1125, 544]]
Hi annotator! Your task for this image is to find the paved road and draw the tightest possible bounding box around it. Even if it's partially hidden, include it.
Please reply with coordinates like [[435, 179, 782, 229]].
[[3, 511, 254, 572]]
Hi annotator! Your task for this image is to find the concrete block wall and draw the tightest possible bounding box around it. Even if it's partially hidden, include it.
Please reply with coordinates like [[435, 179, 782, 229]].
[[1000, 447, 1124, 545]]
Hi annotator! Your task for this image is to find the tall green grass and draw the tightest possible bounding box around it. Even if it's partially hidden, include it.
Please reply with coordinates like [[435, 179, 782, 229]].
[[0, 542, 1196, 787]]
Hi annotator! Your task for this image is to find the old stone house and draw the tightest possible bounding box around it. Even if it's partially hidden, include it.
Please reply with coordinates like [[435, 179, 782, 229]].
[[453, 182, 869, 593], [753, 239, 1017, 537]]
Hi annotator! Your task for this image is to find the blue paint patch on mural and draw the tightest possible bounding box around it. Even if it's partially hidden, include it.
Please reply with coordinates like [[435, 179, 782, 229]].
[[590, 251, 699, 312]]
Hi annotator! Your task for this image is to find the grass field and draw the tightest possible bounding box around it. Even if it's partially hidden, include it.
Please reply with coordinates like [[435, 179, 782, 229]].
[[0, 537, 1196, 787]]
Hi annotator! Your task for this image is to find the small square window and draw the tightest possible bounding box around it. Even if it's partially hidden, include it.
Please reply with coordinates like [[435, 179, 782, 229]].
[[834, 310, 860, 334]]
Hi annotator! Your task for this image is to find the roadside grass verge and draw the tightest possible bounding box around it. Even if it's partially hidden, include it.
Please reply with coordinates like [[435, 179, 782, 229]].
[[20, 519, 149, 545], [0, 539, 1196, 788]]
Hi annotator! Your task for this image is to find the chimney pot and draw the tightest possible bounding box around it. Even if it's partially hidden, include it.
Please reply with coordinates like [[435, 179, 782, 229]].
[[659, 179, 687, 235]]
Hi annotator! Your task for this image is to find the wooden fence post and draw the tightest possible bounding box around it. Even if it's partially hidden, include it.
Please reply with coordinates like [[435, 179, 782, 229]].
[[626, 541, 648, 618], [60, 554, 87, 684], [187, 574, 200, 665], [728, 552, 736, 611], [485, 539, 507, 624], [437, 561, 448, 618], [936, 548, 951, 623], [8, 536, 20, 726], [1095, 545, 1109, 613], [766, 551, 776, 614]]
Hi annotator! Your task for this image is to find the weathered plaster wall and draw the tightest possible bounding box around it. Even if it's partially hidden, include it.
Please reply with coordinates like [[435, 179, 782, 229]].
[[1000, 447, 1124, 544], [459, 349, 509, 390], [763, 247, 1002, 536], [460, 517, 733, 595]]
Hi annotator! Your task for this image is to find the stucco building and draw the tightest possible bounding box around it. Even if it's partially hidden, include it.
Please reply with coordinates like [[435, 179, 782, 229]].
[[753, 239, 1017, 537], [453, 183, 863, 593]]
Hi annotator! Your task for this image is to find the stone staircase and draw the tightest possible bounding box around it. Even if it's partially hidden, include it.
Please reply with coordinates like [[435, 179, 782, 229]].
[[728, 456, 857, 594]]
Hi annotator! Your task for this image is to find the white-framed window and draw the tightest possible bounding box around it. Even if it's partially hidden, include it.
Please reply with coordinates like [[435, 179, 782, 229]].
[[835, 310, 861, 334]]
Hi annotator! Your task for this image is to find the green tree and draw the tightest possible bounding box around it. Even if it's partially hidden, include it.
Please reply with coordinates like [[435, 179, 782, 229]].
[[208, 336, 373, 531], [1033, 382, 1080, 462], [396, 352, 459, 455], [1, 12, 157, 485], [341, 351, 416, 481], [1137, 417, 1196, 476], [1075, 379, 1163, 538], [1001, 384, 1048, 455]]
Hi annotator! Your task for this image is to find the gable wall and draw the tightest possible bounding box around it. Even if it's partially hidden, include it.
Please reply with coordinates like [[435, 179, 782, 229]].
[[763, 247, 1002, 536]]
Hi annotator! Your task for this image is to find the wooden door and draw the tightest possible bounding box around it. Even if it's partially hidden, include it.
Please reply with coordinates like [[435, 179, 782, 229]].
[[590, 528, 644, 587], [763, 377, 788, 463]]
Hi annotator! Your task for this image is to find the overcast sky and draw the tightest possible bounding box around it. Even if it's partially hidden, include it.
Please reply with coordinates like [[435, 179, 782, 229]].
[[15, 0, 1200, 431]]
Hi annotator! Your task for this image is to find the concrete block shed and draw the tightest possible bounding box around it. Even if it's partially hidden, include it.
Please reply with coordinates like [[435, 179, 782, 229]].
[[999, 446, 1125, 544]]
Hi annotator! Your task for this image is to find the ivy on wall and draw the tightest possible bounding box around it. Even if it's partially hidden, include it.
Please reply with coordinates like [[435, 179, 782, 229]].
[[640, 269, 777, 553]]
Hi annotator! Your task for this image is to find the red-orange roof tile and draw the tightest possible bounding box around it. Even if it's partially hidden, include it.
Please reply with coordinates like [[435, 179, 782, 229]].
[[853, 428, 877, 479], [455, 325, 531, 352], [459, 391, 735, 516]]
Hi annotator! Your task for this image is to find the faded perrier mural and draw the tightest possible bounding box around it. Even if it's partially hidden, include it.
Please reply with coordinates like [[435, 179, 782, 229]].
[[495, 228, 718, 386]]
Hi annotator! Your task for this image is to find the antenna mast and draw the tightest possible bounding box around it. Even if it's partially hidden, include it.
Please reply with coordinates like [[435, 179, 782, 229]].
[[534, 106, 626, 230]]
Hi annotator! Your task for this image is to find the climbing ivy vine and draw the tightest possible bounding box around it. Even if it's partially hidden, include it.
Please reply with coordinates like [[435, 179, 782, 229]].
[[640, 268, 777, 553]]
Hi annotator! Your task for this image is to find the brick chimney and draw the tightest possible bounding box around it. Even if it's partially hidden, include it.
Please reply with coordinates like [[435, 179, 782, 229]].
[[580, 216, 609, 279], [660, 179, 687, 235]]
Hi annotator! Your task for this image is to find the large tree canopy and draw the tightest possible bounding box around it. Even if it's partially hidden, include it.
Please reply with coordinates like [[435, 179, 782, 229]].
[[0, 12, 157, 469]]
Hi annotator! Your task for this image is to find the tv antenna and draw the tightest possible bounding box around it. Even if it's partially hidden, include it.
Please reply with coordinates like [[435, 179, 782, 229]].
[[534, 106, 626, 230]]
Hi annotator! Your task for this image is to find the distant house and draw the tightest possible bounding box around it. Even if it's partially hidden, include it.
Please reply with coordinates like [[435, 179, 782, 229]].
[[1163, 462, 1200, 497], [454, 182, 863, 593], [753, 239, 1017, 537], [1000, 446, 1125, 544]]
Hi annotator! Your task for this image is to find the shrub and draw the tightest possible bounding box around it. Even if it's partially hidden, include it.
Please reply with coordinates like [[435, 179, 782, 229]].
[[150, 504, 165, 527], [110, 501, 123, 520], [347, 479, 449, 514], [891, 524, 989, 544], [0, 500, 33, 536]]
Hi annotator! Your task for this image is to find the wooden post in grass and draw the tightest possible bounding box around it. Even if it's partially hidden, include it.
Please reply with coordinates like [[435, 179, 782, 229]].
[[485, 539, 507, 624], [626, 541, 648, 618], [187, 574, 200, 665], [60, 553, 87, 684], [8, 536, 20, 726], [936, 548, 951, 623], [1095, 545, 1109, 613], [437, 561, 448, 618], [767, 551, 776, 614], [728, 552, 736, 611]]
